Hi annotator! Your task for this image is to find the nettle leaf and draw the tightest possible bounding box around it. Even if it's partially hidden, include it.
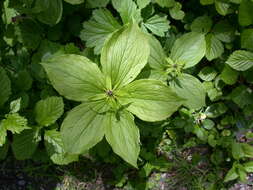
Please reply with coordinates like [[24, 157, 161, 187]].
[[86, 0, 110, 8], [64, 0, 84, 5], [42, 54, 106, 101], [169, 2, 185, 20], [112, 0, 141, 24], [239, 0, 253, 26], [37, 0, 63, 25], [155, 0, 175, 7], [205, 34, 224, 61], [61, 101, 108, 154], [191, 15, 212, 34], [105, 111, 140, 168], [143, 14, 170, 37], [44, 129, 78, 165], [241, 29, 253, 51], [0, 67, 11, 107], [80, 9, 121, 55], [1, 113, 29, 134], [170, 74, 206, 110], [101, 23, 150, 89], [148, 36, 167, 70], [170, 32, 206, 68], [117, 79, 183, 122], [198, 66, 218, 81], [137, 0, 151, 9], [35, 96, 64, 127], [226, 50, 253, 71]]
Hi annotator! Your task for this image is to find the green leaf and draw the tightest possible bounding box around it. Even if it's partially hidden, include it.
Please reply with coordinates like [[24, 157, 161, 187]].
[[37, 0, 63, 25], [14, 70, 33, 91], [191, 15, 212, 34], [35, 96, 64, 127], [0, 67, 11, 107], [241, 29, 253, 51], [204, 103, 228, 118], [80, 9, 121, 55], [241, 143, 253, 158], [213, 20, 235, 43], [170, 74, 206, 110], [232, 142, 244, 159], [148, 36, 167, 70], [117, 79, 183, 122], [226, 50, 253, 71], [205, 34, 224, 61], [1, 113, 29, 134], [112, 0, 141, 24], [155, 0, 175, 7], [42, 54, 106, 102], [143, 15, 170, 37], [228, 85, 253, 108], [220, 65, 238, 85], [61, 101, 108, 154], [215, 0, 231, 16], [0, 123, 7, 146], [198, 66, 218, 81], [64, 0, 84, 4], [10, 98, 22, 114], [101, 23, 150, 89], [169, 2, 185, 20], [170, 32, 206, 68], [12, 129, 39, 160], [137, 0, 151, 9], [105, 111, 140, 168], [243, 161, 253, 172], [239, 0, 253, 26], [224, 166, 239, 182], [86, 0, 110, 8], [44, 129, 78, 165]]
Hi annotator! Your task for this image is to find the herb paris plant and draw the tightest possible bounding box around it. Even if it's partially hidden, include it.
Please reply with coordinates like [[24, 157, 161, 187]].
[[42, 23, 182, 167]]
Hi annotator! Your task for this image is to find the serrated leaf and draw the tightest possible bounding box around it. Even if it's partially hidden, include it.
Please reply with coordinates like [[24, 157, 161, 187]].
[[239, 0, 253, 26], [205, 34, 224, 61], [170, 32, 206, 68], [35, 96, 64, 127], [42, 54, 106, 102], [105, 111, 140, 168], [80, 9, 121, 55], [213, 20, 235, 43], [143, 15, 170, 37], [220, 65, 238, 85], [170, 74, 206, 110], [101, 23, 150, 89], [61, 101, 108, 154], [1, 113, 29, 134], [191, 15, 212, 34], [0, 67, 11, 107], [64, 0, 84, 4], [117, 79, 183, 122], [241, 29, 253, 51], [226, 50, 253, 71], [198, 66, 218, 81], [155, 0, 175, 7], [169, 2, 185, 20]]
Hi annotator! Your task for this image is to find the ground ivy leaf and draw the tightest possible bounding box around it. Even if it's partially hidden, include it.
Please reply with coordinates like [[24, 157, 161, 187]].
[[226, 50, 253, 71], [170, 32, 206, 68], [105, 111, 140, 168], [0, 67, 11, 107], [170, 74, 206, 110], [42, 54, 106, 102], [143, 14, 170, 37], [61, 101, 108, 154], [80, 9, 121, 55], [101, 23, 150, 89], [35, 96, 64, 127], [239, 0, 253, 26], [117, 79, 183, 122], [205, 34, 224, 61]]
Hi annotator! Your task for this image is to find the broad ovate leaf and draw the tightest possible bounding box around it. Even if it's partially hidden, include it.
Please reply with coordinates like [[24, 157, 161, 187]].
[[35, 96, 64, 127], [80, 9, 121, 54], [238, 0, 253, 26], [0, 67, 11, 107], [241, 29, 253, 51], [101, 23, 150, 89], [170, 74, 206, 110], [117, 79, 183, 122], [61, 101, 108, 154], [42, 54, 106, 102], [170, 32, 206, 68], [205, 34, 224, 61], [191, 15, 212, 34], [226, 50, 253, 71], [224, 166, 239, 182], [105, 111, 140, 168]]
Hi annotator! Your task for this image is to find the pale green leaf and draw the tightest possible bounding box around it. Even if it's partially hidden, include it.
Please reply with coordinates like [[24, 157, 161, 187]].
[[243, 161, 253, 172], [64, 0, 84, 4], [35, 96, 64, 127], [224, 166, 239, 182], [170, 32, 206, 68], [241, 29, 253, 51], [80, 9, 121, 55], [205, 34, 224, 61], [117, 79, 183, 122], [169, 2, 185, 20], [101, 23, 150, 89], [42, 54, 106, 101], [155, 0, 175, 7], [170, 74, 206, 110], [105, 111, 140, 168], [0, 67, 11, 107], [61, 101, 108, 154], [239, 0, 253, 26], [226, 50, 253, 71], [191, 15, 212, 34], [137, 0, 151, 9], [1, 113, 29, 134], [198, 66, 218, 81], [0, 123, 7, 146], [241, 143, 253, 158], [143, 15, 170, 37]]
